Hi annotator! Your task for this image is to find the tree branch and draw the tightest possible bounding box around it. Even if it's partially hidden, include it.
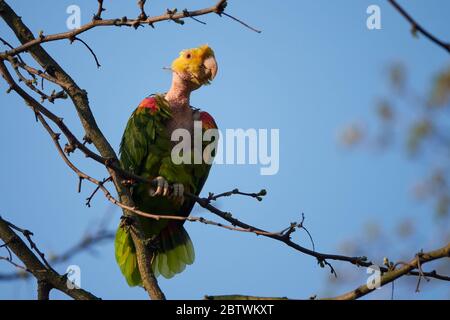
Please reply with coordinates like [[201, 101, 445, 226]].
[[327, 242, 450, 300], [0, 0, 164, 300], [37, 279, 52, 300], [0, 225, 114, 282], [388, 0, 450, 54], [0, 216, 99, 300], [0, 0, 234, 59]]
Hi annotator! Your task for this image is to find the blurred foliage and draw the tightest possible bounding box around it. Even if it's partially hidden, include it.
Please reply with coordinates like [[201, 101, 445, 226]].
[[429, 67, 450, 107], [340, 63, 450, 218], [330, 64, 450, 298], [339, 123, 365, 147]]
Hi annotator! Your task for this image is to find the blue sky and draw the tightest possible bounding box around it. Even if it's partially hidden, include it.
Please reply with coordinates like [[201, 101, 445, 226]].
[[0, 0, 449, 299]]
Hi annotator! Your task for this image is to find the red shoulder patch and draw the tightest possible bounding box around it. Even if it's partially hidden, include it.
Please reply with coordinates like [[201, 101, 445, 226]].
[[138, 97, 159, 114], [199, 111, 217, 130]]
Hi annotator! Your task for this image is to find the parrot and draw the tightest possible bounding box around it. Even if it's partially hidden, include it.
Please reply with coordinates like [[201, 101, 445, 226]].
[[115, 45, 219, 286]]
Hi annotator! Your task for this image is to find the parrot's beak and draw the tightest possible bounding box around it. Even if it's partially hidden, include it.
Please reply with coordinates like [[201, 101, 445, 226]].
[[203, 55, 218, 81]]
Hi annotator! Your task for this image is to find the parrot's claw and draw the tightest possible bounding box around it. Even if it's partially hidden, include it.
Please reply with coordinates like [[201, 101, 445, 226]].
[[149, 176, 169, 197], [149, 177, 184, 203], [171, 183, 185, 204]]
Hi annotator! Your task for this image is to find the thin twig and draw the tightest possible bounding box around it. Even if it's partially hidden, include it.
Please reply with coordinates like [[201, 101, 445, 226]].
[[70, 37, 101, 68], [93, 0, 105, 20], [388, 0, 450, 54], [0, 256, 29, 273], [219, 11, 261, 33], [86, 177, 112, 207], [207, 188, 267, 202], [0, 36, 28, 68], [3, 219, 55, 272], [183, 9, 207, 25], [137, 0, 148, 20]]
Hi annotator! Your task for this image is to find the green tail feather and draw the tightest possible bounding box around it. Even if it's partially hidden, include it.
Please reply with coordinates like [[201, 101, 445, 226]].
[[156, 224, 195, 278], [115, 224, 195, 286], [115, 225, 141, 286]]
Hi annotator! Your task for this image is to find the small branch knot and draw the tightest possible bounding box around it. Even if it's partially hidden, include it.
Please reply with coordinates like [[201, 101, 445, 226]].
[[167, 8, 185, 25], [215, 1, 228, 15], [64, 143, 76, 155]]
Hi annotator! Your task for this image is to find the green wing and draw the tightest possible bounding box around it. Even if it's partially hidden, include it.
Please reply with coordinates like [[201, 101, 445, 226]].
[[178, 110, 219, 217], [119, 95, 171, 176]]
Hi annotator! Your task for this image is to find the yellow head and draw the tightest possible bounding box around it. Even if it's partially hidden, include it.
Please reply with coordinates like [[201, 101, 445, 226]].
[[171, 45, 218, 87]]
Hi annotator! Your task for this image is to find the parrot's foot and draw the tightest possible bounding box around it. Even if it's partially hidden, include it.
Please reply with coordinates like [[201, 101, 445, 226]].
[[149, 176, 169, 197], [171, 183, 185, 204], [149, 176, 185, 204]]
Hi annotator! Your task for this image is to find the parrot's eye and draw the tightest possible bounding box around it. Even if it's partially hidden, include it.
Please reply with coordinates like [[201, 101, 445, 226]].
[[185, 53, 192, 59]]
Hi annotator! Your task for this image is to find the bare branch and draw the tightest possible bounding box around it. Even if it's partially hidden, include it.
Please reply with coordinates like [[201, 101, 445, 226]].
[[0, 216, 99, 300], [218, 11, 261, 33], [137, 0, 148, 21], [0, 227, 114, 282], [0, 255, 29, 273], [93, 0, 105, 21], [0, 1, 243, 59], [7, 56, 67, 103], [388, 0, 450, 54], [69, 37, 101, 68], [327, 242, 450, 300], [3, 219, 55, 272], [207, 188, 267, 202]]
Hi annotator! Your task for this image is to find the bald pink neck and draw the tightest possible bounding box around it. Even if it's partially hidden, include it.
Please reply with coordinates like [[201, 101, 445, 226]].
[[165, 73, 192, 110]]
